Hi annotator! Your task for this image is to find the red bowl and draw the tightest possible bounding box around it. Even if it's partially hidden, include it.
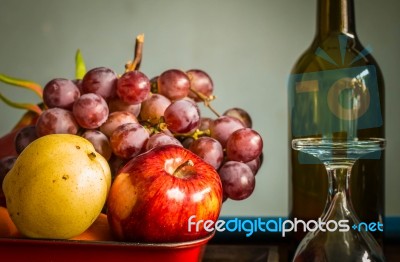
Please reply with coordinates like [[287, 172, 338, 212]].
[[0, 232, 214, 262]]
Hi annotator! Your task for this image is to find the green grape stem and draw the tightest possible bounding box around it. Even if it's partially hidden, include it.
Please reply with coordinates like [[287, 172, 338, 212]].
[[176, 129, 211, 140], [140, 116, 210, 141]]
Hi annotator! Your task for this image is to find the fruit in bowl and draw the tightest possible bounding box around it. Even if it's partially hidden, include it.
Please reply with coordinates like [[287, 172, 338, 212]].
[[107, 144, 222, 242], [2, 134, 111, 239], [0, 34, 264, 243]]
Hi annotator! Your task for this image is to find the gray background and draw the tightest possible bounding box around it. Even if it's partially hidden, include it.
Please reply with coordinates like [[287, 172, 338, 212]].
[[0, 0, 399, 217]]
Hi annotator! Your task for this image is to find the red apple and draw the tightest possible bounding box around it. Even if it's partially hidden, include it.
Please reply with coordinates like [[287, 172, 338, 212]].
[[106, 144, 223, 243]]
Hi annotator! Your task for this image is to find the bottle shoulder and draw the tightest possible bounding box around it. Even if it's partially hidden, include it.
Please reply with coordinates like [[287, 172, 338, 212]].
[[290, 36, 383, 75]]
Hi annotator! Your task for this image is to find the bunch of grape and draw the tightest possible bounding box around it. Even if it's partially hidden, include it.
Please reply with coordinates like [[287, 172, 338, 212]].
[[7, 66, 263, 202], [0, 35, 263, 202]]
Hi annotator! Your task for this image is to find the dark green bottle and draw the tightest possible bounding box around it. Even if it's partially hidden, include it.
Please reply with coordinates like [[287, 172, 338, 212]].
[[288, 0, 385, 248]]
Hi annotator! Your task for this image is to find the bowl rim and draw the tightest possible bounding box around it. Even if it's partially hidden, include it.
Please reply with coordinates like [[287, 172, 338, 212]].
[[0, 231, 215, 249]]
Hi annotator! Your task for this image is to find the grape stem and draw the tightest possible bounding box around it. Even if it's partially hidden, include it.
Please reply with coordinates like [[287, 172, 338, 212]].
[[189, 87, 220, 117], [178, 129, 210, 140], [125, 34, 144, 72]]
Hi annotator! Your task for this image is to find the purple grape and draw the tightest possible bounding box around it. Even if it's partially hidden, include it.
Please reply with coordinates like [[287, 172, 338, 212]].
[[226, 128, 263, 162], [157, 69, 190, 101], [100, 111, 138, 137], [0, 156, 17, 206], [186, 69, 214, 102], [164, 99, 200, 134], [189, 137, 223, 169], [181, 137, 195, 149], [223, 107, 252, 128], [209, 116, 245, 147], [81, 130, 112, 160], [245, 156, 262, 176], [72, 93, 109, 129], [117, 70, 151, 105], [218, 161, 255, 200], [140, 94, 171, 125], [43, 78, 80, 109], [36, 108, 79, 137], [14, 125, 39, 154], [108, 98, 141, 117], [145, 132, 182, 151], [150, 76, 158, 93], [82, 67, 118, 100], [108, 154, 127, 177], [0, 156, 17, 178], [198, 117, 213, 131], [110, 123, 149, 159]]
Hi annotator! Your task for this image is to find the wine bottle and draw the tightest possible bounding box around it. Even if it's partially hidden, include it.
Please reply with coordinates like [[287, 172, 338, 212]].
[[288, 0, 385, 248]]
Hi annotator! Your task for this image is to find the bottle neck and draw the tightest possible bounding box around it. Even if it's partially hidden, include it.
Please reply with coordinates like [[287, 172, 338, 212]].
[[316, 0, 357, 39]]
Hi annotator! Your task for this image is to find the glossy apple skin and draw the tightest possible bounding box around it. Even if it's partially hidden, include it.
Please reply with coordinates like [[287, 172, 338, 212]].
[[107, 145, 223, 243]]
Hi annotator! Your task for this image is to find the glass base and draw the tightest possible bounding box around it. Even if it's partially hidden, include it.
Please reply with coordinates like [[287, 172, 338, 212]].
[[292, 138, 386, 262]]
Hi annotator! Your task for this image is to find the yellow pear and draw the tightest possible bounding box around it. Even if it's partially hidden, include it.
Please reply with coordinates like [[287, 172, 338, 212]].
[[2, 134, 111, 239]]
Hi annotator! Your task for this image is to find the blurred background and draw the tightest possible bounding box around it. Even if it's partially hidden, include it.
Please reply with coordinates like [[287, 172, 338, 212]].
[[0, 0, 399, 217]]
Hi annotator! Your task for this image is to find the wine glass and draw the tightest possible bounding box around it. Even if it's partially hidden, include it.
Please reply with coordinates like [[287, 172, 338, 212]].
[[291, 138, 386, 262]]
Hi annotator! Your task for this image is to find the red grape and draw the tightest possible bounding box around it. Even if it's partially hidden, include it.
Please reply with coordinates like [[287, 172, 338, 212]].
[[100, 111, 138, 137], [150, 76, 158, 93], [108, 98, 141, 117], [186, 69, 214, 102], [157, 69, 190, 101], [110, 123, 149, 159], [218, 161, 255, 200], [43, 78, 80, 109], [36, 108, 79, 137], [199, 117, 213, 131], [145, 132, 182, 151], [245, 155, 262, 176], [181, 137, 195, 149], [189, 137, 223, 169], [0, 155, 17, 206], [82, 67, 118, 100], [223, 107, 252, 128], [81, 130, 112, 160], [159, 128, 174, 137], [0, 156, 17, 178], [14, 125, 39, 154], [8, 53, 265, 205], [108, 155, 127, 177], [117, 70, 150, 105], [140, 93, 171, 124], [226, 128, 263, 162], [72, 93, 109, 129], [164, 99, 200, 134], [209, 116, 245, 147], [73, 79, 83, 94]]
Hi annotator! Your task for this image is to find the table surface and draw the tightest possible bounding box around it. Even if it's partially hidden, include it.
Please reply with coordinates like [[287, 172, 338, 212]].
[[202, 242, 400, 262], [202, 216, 400, 261]]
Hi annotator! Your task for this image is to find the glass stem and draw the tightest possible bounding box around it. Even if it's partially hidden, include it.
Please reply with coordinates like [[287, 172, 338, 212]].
[[322, 163, 356, 221]]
